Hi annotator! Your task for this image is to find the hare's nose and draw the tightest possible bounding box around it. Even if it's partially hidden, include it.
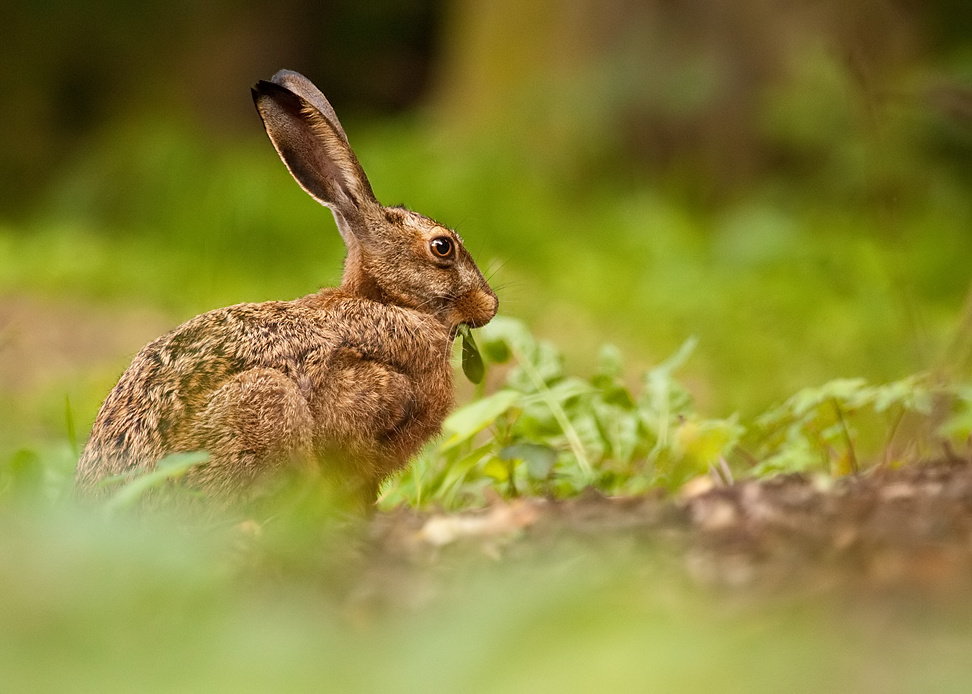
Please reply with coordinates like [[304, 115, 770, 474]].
[[458, 287, 498, 328]]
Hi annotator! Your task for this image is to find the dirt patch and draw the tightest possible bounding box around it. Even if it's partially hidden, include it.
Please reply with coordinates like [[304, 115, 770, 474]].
[[366, 458, 972, 597]]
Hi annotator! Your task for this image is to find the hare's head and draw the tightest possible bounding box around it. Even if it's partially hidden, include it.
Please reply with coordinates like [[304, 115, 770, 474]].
[[252, 70, 497, 330]]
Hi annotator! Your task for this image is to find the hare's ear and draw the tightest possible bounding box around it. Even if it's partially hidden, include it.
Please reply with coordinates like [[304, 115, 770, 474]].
[[268, 69, 352, 146], [252, 74, 378, 225]]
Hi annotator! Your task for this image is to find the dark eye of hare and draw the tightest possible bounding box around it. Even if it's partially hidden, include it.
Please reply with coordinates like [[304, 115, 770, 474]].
[[429, 236, 454, 259]]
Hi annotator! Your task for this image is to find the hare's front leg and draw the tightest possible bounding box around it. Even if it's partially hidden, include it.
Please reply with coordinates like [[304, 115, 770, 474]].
[[178, 368, 316, 500], [304, 348, 426, 488]]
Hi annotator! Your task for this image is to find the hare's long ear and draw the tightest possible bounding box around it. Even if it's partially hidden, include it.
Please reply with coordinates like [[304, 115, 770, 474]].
[[252, 74, 378, 232], [268, 69, 352, 145]]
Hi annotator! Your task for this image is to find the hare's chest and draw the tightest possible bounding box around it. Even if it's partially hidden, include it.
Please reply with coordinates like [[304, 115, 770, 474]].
[[301, 336, 453, 456]]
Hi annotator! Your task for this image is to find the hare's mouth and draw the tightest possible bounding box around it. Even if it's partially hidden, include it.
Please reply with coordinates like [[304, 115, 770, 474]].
[[445, 288, 498, 331]]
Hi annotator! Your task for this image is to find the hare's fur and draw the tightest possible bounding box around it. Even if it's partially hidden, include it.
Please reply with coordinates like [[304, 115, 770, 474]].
[[74, 71, 497, 505]]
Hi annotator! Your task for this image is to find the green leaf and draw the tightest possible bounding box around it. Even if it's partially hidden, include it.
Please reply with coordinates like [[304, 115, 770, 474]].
[[479, 315, 537, 358], [639, 337, 698, 420], [481, 334, 512, 364], [788, 378, 869, 416], [508, 340, 565, 392], [567, 412, 607, 465], [870, 374, 932, 414], [673, 414, 744, 468], [592, 401, 641, 463], [440, 389, 521, 450], [459, 325, 485, 384], [104, 451, 210, 511], [941, 385, 972, 440], [500, 442, 558, 480], [0, 449, 44, 500], [594, 343, 624, 380], [751, 436, 820, 476], [601, 384, 636, 409], [482, 457, 511, 482], [518, 377, 594, 409], [432, 443, 495, 507], [657, 335, 699, 373]]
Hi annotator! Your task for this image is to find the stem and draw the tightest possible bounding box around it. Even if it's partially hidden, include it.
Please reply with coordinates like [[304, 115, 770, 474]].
[[882, 405, 906, 468], [651, 392, 672, 460], [734, 446, 760, 468], [507, 458, 518, 497], [509, 344, 594, 482], [831, 398, 859, 474]]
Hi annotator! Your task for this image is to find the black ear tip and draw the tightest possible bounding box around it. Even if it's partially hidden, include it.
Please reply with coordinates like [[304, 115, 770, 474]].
[[250, 82, 272, 107], [251, 79, 275, 96], [251, 79, 299, 107]]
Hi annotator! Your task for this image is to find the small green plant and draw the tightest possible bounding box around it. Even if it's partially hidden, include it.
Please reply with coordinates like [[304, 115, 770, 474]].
[[382, 319, 972, 509], [748, 375, 944, 477], [382, 317, 743, 508]]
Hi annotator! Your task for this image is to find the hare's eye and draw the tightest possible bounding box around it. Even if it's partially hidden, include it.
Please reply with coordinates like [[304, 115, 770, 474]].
[[430, 236, 454, 259]]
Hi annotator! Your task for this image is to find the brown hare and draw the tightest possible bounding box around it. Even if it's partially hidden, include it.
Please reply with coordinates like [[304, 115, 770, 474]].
[[74, 69, 497, 506]]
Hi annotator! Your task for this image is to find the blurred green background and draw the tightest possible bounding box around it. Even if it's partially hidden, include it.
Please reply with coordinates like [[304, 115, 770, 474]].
[[2, 0, 971, 463]]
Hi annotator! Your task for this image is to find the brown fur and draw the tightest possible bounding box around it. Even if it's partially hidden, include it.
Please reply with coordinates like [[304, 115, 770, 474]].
[[74, 70, 497, 506]]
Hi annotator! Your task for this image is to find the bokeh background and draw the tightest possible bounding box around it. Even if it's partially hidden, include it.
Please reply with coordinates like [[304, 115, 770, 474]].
[[1, 0, 971, 464]]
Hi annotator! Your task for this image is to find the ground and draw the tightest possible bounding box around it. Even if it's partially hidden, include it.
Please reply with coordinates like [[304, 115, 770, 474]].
[[364, 458, 972, 599]]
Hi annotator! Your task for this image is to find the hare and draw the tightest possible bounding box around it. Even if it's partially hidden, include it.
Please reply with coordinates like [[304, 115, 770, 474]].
[[74, 69, 497, 506]]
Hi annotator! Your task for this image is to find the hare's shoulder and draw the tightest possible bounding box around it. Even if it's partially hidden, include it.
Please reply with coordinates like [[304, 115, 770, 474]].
[[298, 291, 451, 357]]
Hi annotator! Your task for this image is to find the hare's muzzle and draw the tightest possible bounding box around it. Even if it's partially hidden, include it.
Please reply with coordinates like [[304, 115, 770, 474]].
[[452, 287, 498, 329]]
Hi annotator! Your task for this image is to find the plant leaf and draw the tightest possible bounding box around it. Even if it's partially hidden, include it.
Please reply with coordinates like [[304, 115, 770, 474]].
[[500, 442, 558, 480], [440, 389, 520, 450], [104, 451, 209, 511], [459, 325, 485, 384]]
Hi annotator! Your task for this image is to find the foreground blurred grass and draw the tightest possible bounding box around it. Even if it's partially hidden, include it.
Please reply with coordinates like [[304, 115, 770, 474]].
[[2, 500, 972, 693]]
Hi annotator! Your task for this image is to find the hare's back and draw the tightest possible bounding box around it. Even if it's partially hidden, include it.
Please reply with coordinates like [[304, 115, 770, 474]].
[[79, 300, 333, 464], [114, 299, 339, 411], [87, 294, 444, 442]]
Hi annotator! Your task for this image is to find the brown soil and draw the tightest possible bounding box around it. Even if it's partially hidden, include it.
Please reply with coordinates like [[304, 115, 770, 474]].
[[366, 458, 972, 596]]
